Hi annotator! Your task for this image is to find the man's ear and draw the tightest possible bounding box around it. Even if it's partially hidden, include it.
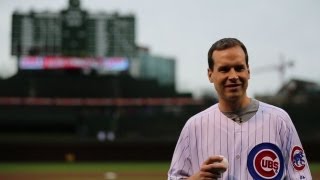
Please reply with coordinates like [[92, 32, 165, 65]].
[[208, 68, 214, 83]]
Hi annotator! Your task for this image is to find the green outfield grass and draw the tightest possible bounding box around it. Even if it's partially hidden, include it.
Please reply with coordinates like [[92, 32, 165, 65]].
[[0, 162, 319, 180], [0, 162, 170, 180], [310, 163, 320, 172], [0, 162, 170, 172]]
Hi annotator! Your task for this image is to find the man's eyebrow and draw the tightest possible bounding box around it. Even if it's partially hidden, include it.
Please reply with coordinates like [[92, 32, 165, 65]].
[[217, 66, 229, 70]]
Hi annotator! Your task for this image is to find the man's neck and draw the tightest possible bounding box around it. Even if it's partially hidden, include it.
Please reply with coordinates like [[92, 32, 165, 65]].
[[218, 97, 251, 112]]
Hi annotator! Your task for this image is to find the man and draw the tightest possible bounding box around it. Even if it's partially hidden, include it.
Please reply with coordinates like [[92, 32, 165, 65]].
[[168, 38, 312, 179]]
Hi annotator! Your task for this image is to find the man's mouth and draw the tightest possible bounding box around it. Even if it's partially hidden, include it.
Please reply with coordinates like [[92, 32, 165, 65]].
[[225, 84, 241, 88]]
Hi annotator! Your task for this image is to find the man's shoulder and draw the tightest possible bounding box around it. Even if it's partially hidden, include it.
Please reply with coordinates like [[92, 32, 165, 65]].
[[257, 100, 290, 118], [188, 104, 219, 121]]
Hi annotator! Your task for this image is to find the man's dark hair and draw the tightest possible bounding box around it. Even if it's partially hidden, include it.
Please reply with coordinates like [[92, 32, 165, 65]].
[[207, 38, 249, 70]]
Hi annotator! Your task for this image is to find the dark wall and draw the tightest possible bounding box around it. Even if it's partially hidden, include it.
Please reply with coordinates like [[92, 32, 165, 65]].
[[282, 103, 320, 142], [0, 141, 175, 162], [0, 105, 203, 141], [0, 141, 319, 162]]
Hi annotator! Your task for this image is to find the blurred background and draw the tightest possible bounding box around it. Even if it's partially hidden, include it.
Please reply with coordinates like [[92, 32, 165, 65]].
[[0, 0, 319, 179]]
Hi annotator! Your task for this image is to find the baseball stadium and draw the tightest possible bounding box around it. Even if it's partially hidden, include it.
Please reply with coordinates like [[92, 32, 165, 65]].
[[1, 0, 320, 179]]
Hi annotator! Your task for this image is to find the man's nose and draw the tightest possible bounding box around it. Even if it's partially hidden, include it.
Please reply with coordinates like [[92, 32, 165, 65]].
[[228, 69, 239, 81]]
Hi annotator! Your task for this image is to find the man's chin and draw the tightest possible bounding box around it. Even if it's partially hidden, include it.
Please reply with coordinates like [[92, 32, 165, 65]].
[[225, 94, 241, 102]]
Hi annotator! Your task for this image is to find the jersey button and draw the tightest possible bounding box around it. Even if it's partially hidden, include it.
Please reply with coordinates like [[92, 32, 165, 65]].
[[236, 155, 240, 159]]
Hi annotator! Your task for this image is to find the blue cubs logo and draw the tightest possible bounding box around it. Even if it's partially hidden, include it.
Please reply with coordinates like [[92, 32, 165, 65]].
[[248, 143, 284, 180], [291, 146, 306, 171]]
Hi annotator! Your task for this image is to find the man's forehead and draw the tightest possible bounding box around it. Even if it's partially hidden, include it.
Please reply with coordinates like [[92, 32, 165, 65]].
[[214, 61, 246, 68]]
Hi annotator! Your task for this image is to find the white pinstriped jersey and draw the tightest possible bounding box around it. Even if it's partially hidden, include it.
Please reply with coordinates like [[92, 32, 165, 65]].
[[168, 101, 312, 180]]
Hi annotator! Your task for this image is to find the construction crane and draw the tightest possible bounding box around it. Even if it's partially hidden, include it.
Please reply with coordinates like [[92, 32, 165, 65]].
[[252, 53, 294, 86]]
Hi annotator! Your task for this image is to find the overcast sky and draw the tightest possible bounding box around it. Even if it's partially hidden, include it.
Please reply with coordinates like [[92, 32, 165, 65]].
[[0, 0, 319, 98]]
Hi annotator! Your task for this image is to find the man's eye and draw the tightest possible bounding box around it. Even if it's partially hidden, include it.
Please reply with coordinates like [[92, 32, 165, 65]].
[[235, 66, 245, 72], [219, 67, 229, 72]]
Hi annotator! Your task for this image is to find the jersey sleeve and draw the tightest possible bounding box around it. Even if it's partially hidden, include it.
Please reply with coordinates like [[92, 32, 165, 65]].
[[168, 121, 192, 180], [279, 112, 312, 180]]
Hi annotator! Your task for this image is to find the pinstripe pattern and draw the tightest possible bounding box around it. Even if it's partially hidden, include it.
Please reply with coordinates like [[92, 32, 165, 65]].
[[168, 101, 312, 180]]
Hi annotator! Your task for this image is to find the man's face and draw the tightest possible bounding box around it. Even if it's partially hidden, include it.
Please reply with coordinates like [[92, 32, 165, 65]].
[[207, 45, 250, 102]]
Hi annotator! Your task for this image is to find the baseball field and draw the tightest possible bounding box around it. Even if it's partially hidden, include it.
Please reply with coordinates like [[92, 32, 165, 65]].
[[0, 162, 319, 180], [0, 162, 168, 180]]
